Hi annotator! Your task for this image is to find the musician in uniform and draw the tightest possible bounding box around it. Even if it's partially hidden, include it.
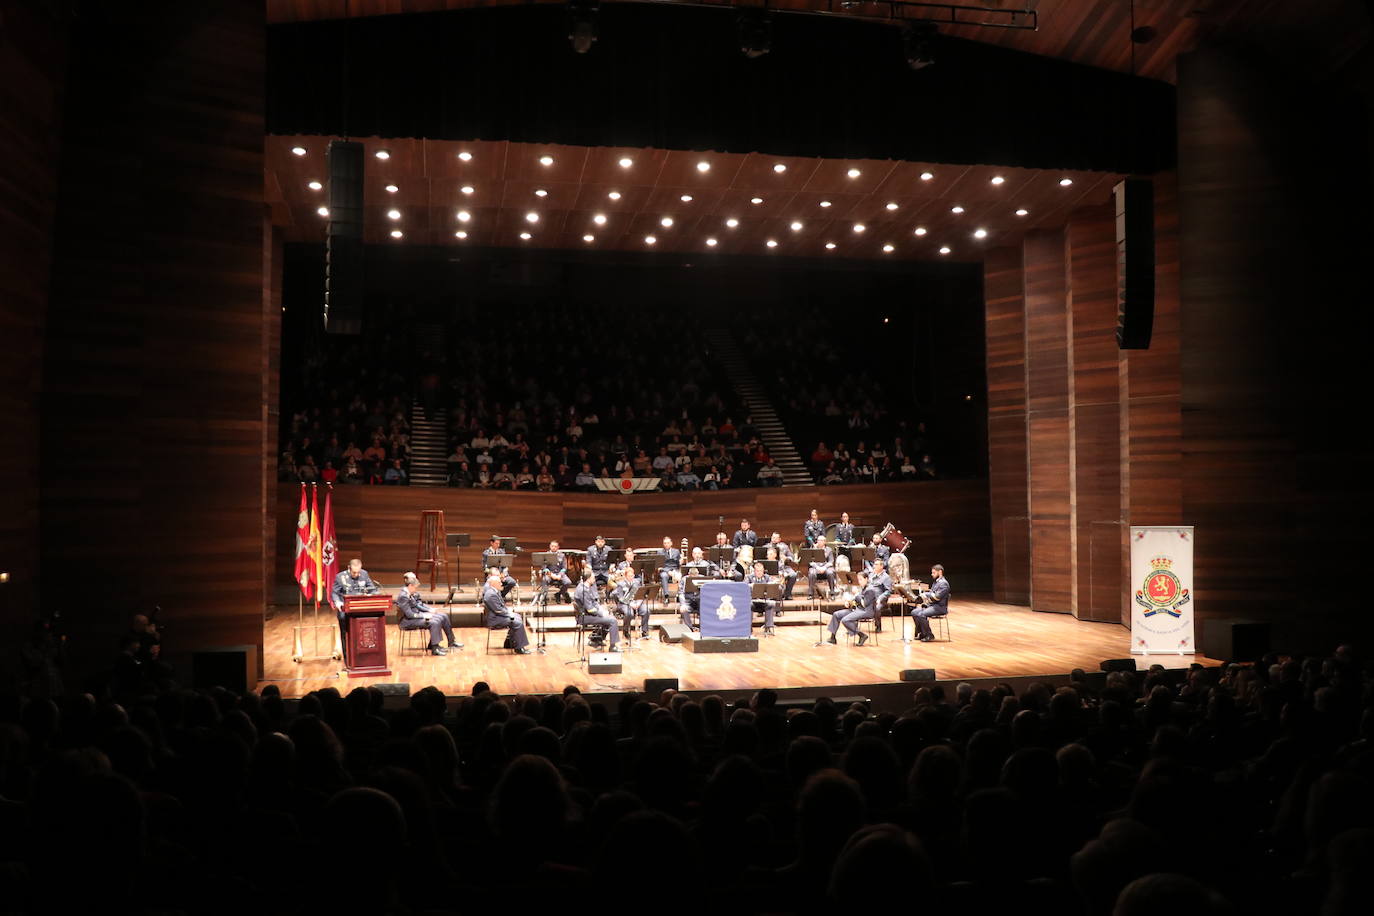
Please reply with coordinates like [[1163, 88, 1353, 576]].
[[586, 535, 612, 587], [542, 540, 573, 603], [611, 566, 650, 639], [482, 535, 517, 599], [807, 535, 836, 597], [573, 568, 618, 650], [868, 559, 893, 633], [330, 558, 380, 663], [732, 519, 758, 549], [868, 532, 891, 567], [482, 572, 531, 653], [834, 512, 855, 546], [745, 560, 778, 635], [803, 509, 825, 547], [911, 564, 950, 642], [658, 536, 682, 603], [678, 547, 719, 629], [614, 547, 637, 578], [827, 571, 878, 645], [397, 572, 462, 656]]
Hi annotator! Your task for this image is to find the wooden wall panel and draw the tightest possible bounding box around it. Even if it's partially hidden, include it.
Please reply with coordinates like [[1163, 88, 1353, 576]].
[[263, 224, 284, 613], [273, 481, 992, 597], [1065, 207, 1123, 622], [1023, 231, 1072, 613], [984, 246, 1030, 604], [0, 4, 65, 649], [40, 1, 265, 673]]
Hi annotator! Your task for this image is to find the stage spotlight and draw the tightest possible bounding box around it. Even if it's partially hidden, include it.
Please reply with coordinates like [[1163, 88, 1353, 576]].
[[567, 0, 599, 54], [738, 9, 772, 59], [902, 21, 938, 70]]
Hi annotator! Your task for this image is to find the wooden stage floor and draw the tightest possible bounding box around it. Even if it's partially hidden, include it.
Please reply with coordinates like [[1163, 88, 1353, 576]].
[[260, 594, 1216, 699]]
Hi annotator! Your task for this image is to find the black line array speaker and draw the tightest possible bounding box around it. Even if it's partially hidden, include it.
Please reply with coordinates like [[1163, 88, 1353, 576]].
[[325, 140, 364, 335], [1114, 177, 1155, 350]]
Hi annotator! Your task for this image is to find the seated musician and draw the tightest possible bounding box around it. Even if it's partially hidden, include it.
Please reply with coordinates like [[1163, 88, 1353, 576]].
[[678, 547, 720, 630], [807, 535, 837, 597], [397, 572, 462, 656], [331, 558, 380, 662], [867, 532, 891, 567], [834, 512, 855, 546], [826, 570, 878, 646], [868, 559, 893, 633], [573, 569, 618, 651], [803, 509, 825, 547], [744, 560, 778, 635], [658, 536, 682, 604], [910, 564, 950, 643], [766, 532, 798, 601], [611, 566, 650, 639], [614, 547, 637, 579], [542, 540, 573, 603], [732, 518, 758, 549], [585, 534, 612, 587], [482, 572, 531, 654], [482, 535, 517, 598]]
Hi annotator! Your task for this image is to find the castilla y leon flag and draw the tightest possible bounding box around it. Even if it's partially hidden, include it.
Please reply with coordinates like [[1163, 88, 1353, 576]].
[[321, 486, 339, 599], [292, 483, 311, 599], [307, 484, 323, 605]]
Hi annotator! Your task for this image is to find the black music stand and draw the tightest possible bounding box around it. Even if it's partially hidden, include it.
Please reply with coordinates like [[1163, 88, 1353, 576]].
[[497, 536, 519, 553], [848, 546, 876, 568], [681, 577, 704, 629], [485, 552, 514, 573], [756, 559, 780, 575], [708, 546, 735, 567], [750, 581, 783, 637], [604, 537, 625, 549], [799, 548, 831, 646], [853, 525, 876, 544], [624, 583, 657, 650], [446, 533, 470, 594]]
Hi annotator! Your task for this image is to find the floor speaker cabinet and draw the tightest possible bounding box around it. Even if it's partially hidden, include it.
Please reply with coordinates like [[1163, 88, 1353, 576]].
[[1199, 618, 1271, 662], [191, 646, 258, 693], [644, 677, 680, 696], [588, 653, 622, 674], [658, 623, 692, 643], [1114, 177, 1155, 350], [899, 668, 937, 682], [1099, 658, 1138, 673], [683, 635, 759, 654], [374, 683, 410, 697]]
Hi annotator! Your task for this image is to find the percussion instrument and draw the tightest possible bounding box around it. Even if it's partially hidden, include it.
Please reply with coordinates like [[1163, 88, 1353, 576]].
[[878, 523, 911, 555]]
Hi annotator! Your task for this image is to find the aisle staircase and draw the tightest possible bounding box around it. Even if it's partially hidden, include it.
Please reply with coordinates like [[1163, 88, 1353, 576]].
[[703, 328, 814, 487], [407, 323, 449, 487]]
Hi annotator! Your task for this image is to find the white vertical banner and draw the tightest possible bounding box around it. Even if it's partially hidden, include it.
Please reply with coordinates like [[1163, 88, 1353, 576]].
[[1129, 526, 1195, 655]]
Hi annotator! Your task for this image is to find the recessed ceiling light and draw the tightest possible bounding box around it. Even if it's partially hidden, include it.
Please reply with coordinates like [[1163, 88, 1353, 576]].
[[974, 228, 988, 239], [583, 234, 595, 242], [455, 230, 467, 239], [680, 194, 694, 202], [773, 163, 787, 173], [660, 216, 674, 227], [619, 157, 633, 168], [374, 149, 390, 160], [307, 180, 323, 191], [539, 155, 554, 166], [291, 146, 307, 156], [852, 223, 865, 233], [914, 227, 927, 236], [593, 214, 607, 225], [885, 202, 899, 211], [706, 238, 718, 247], [1059, 177, 1073, 186], [883, 244, 895, 253], [819, 200, 832, 208], [390, 229, 403, 239], [951, 205, 964, 214], [457, 151, 473, 161], [847, 168, 861, 178], [725, 218, 739, 228], [766, 239, 778, 248], [461, 185, 474, 195], [696, 161, 711, 172], [520, 231, 532, 240], [939, 246, 951, 255], [526, 212, 539, 223], [750, 197, 763, 205], [386, 208, 401, 220], [825, 242, 836, 250], [608, 191, 621, 200], [456, 210, 471, 222], [384, 183, 398, 193], [316, 206, 329, 217], [920, 171, 934, 181], [534, 189, 548, 198], [645, 235, 657, 245], [990, 176, 1005, 185], [790, 221, 803, 231], [1015, 208, 1029, 217]]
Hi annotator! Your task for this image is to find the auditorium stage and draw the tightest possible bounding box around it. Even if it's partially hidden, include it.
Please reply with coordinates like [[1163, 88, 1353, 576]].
[[259, 594, 1216, 700]]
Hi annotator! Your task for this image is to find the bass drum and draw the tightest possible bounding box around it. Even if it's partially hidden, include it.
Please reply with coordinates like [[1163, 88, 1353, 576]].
[[878, 523, 911, 555]]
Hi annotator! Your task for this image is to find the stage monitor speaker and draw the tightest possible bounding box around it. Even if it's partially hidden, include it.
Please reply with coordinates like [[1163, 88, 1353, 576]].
[[191, 646, 258, 693], [1198, 619, 1270, 662], [588, 653, 622, 674], [1099, 657, 1137, 673], [374, 683, 410, 697], [1114, 177, 1155, 350], [325, 140, 364, 335], [644, 677, 680, 697], [899, 668, 937, 682]]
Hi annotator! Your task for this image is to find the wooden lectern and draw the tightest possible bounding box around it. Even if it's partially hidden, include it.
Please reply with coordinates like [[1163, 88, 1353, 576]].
[[344, 594, 392, 678]]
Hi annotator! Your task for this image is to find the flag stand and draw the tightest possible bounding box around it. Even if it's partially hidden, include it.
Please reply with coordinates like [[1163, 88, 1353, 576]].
[[291, 482, 346, 664], [292, 599, 339, 663]]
